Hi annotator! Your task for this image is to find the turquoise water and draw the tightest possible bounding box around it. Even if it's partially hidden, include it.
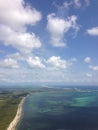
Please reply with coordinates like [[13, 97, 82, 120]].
[[17, 89, 98, 130]]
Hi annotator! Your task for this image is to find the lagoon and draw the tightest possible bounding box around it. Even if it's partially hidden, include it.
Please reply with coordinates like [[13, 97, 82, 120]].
[[16, 89, 98, 130]]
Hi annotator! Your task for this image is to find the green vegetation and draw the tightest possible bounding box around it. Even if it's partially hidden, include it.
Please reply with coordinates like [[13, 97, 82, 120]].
[[0, 97, 21, 130], [0, 89, 29, 130]]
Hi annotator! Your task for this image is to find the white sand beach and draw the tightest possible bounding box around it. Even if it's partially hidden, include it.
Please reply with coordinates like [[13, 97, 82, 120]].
[[6, 97, 25, 130]]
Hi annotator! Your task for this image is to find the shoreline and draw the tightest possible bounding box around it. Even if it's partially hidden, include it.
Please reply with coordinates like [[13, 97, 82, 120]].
[[6, 97, 25, 130]]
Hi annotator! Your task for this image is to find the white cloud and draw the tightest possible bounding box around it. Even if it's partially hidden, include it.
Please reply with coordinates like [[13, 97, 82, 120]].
[[73, 0, 90, 8], [73, 0, 81, 8], [0, 0, 42, 53], [7, 52, 25, 61], [63, 1, 72, 9], [84, 57, 91, 63], [70, 58, 77, 62], [0, 25, 41, 53], [0, 58, 19, 69], [47, 13, 79, 47], [0, 0, 41, 31], [0, 55, 97, 85], [89, 65, 98, 71], [87, 27, 98, 36], [47, 56, 72, 69], [86, 73, 92, 77], [85, 0, 90, 6], [27, 56, 45, 68], [55, 0, 90, 12]]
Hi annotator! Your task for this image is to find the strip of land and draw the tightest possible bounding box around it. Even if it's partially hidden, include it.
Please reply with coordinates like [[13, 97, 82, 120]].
[[6, 97, 25, 130]]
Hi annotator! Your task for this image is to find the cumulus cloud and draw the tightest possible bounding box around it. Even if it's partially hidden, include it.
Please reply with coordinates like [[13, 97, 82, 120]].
[[6, 52, 26, 61], [73, 0, 81, 8], [89, 65, 98, 71], [0, 0, 42, 53], [55, 0, 90, 11], [87, 27, 98, 36], [47, 56, 72, 69], [73, 0, 90, 8], [85, 0, 90, 6], [47, 13, 79, 47], [63, 1, 72, 9], [0, 58, 19, 69], [27, 56, 45, 68], [0, 55, 78, 84], [84, 57, 91, 63], [70, 58, 77, 62], [0, 0, 41, 30], [86, 73, 92, 77], [0, 25, 41, 53]]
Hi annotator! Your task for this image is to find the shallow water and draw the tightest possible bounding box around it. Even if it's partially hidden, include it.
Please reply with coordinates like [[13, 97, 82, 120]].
[[17, 90, 98, 130]]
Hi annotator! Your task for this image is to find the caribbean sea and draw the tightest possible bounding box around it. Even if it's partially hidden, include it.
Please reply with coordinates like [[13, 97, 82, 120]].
[[16, 87, 98, 130]]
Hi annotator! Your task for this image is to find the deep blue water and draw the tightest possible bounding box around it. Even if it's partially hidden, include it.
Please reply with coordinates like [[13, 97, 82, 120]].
[[16, 89, 98, 130]]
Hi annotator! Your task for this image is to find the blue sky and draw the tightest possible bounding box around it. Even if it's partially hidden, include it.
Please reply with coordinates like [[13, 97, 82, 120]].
[[0, 0, 98, 86]]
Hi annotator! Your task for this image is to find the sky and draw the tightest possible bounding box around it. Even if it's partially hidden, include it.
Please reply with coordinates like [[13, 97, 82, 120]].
[[0, 0, 98, 86]]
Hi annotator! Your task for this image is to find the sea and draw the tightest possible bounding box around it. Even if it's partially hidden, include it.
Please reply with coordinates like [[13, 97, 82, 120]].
[[16, 86, 98, 130]]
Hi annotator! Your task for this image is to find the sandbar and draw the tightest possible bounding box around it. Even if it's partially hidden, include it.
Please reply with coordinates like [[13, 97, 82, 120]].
[[6, 97, 25, 130]]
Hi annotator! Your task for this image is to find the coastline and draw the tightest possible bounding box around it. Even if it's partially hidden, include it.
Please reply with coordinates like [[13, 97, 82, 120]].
[[6, 97, 25, 130]]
